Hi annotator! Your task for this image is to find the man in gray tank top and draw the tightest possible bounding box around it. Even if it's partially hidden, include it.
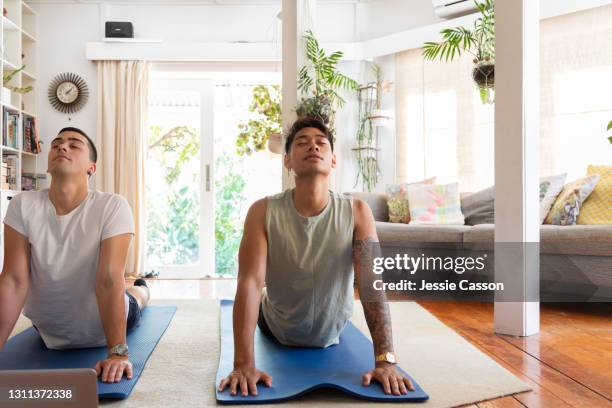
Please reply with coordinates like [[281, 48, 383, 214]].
[[218, 118, 414, 398]]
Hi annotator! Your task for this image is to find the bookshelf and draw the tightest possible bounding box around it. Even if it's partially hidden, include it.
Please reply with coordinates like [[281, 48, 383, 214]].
[[1, 0, 41, 266]]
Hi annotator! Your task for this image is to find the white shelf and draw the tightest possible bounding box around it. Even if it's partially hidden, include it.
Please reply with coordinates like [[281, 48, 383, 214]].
[[2, 59, 20, 70], [21, 110, 36, 117], [2, 16, 19, 31], [103, 37, 162, 43], [1, 102, 20, 112], [21, 29, 36, 42], [22, 70, 36, 80], [1, 146, 19, 154], [22, 2, 36, 16]]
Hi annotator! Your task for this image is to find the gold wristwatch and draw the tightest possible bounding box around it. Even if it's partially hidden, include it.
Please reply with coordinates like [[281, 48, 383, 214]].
[[375, 352, 397, 364]]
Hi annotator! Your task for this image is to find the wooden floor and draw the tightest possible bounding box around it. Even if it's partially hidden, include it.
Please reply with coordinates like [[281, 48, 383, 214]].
[[419, 301, 612, 408], [139, 279, 612, 408]]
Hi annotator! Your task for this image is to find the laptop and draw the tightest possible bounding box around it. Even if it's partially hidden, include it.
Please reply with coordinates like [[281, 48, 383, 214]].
[[0, 369, 98, 407]]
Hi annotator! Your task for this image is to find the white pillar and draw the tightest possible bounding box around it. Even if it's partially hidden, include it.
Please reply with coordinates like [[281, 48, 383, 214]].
[[281, 0, 316, 190], [493, 0, 540, 336]]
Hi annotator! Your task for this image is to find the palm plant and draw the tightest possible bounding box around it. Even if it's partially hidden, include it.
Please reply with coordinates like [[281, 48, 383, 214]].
[[297, 30, 359, 130], [423, 0, 495, 104]]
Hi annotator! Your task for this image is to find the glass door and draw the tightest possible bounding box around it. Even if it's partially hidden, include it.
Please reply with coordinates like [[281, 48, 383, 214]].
[[145, 77, 214, 278]]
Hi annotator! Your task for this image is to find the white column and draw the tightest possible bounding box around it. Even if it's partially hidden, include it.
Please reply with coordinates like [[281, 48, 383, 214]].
[[493, 0, 540, 336], [281, 0, 316, 190]]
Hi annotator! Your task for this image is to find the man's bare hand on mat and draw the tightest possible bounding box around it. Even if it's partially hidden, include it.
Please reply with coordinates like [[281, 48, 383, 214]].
[[218, 366, 273, 397], [94, 355, 133, 383], [362, 362, 415, 395]]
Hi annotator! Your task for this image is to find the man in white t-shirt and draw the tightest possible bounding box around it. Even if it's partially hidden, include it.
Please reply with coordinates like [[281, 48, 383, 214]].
[[0, 127, 150, 384]]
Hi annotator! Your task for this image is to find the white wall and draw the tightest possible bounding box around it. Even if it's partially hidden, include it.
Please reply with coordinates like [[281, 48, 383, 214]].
[[35, 3, 100, 188], [32, 1, 359, 189]]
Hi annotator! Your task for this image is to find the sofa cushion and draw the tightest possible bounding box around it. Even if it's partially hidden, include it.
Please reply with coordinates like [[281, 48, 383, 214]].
[[462, 224, 612, 256], [461, 187, 495, 225], [351, 192, 388, 222]]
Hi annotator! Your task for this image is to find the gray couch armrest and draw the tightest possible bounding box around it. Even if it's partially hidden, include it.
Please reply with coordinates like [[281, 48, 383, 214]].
[[349, 192, 389, 222]]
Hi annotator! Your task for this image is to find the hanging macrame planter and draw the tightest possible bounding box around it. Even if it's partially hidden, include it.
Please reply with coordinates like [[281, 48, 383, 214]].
[[370, 109, 393, 128], [472, 60, 495, 104]]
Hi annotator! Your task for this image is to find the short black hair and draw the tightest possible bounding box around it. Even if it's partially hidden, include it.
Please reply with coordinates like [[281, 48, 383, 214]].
[[284, 117, 334, 154], [57, 127, 97, 163]]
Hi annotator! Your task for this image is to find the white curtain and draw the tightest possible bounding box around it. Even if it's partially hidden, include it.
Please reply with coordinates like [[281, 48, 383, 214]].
[[96, 60, 149, 276], [396, 5, 612, 192]]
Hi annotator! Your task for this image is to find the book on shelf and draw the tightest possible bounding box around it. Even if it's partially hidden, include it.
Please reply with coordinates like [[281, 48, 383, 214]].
[[2, 109, 20, 149], [21, 172, 46, 192], [22, 115, 41, 154], [1, 154, 18, 190]]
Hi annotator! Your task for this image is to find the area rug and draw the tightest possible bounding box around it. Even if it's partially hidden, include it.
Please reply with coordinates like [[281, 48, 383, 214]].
[[9, 299, 529, 407]]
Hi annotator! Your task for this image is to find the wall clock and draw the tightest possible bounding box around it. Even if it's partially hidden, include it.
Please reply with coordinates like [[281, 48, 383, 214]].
[[48, 72, 89, 114]]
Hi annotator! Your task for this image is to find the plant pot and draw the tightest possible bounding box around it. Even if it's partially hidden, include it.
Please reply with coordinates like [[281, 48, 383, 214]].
[[370, 109, 392, 127], [2, 87, 11, 105], [268, 132, 283, 154], [472, 62, 495, 89], [296, 95, 333, 126]]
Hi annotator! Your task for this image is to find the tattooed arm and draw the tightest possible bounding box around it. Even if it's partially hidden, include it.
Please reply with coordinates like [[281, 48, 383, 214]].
[[352, 198, 414, 395]]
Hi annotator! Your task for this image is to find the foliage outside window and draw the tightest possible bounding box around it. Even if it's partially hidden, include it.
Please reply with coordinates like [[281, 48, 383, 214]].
[[214, 152, 247, 276], [422, 0, 495, 104], [146, 125, 200, 266]]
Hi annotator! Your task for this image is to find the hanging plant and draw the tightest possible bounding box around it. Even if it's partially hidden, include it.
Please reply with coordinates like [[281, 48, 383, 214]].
[[235, 85, 282, 156], [297, 30, 359, 134], [354, 64, 390, 192], [607, 120, 612, 144], [422, 0, 495, 104], [3, 65, 33, 94]]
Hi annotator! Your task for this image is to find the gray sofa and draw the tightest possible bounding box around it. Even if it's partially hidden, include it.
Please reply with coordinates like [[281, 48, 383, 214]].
[[352, 192, 612, 300]]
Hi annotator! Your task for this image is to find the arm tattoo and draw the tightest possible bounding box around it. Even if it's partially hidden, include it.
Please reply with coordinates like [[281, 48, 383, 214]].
[[353, 236, 394, 356]]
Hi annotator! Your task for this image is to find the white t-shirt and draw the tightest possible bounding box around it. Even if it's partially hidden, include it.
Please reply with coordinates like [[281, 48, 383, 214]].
[[3, 189, 135, 349]]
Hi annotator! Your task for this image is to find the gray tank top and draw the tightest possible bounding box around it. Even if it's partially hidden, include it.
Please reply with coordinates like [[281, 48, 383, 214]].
[[261, 189, 354, 348]]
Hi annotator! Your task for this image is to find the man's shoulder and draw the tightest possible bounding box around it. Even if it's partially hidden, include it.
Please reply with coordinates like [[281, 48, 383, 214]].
[[89, 190, 129, 206], [10, 189, 47, 207]]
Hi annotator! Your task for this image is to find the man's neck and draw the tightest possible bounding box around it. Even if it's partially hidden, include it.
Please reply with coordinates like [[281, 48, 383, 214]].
[[48, 176, 90, 215], [292, 175, 330, 217]]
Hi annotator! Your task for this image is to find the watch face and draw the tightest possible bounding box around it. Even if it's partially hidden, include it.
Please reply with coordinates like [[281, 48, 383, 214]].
[[56, 81, 79, 104], [110, 344, 129, 356], [386, 352, 396, 364]]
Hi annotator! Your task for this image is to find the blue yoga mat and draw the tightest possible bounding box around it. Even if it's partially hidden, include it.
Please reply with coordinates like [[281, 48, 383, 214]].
[[0, 306, 176, 400], [216, 299, 428, 404]]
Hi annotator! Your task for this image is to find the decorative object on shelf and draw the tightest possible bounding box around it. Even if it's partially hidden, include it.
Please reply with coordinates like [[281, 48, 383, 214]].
[[234, 84, 282, 156], [3, 8, 6, 17], [48, 72, 89, 114], [105, 21, 134, 38], [296, 30, 358, 134], [607, 120, 612, 144], [423, 0, 495, 104], [353, 64, 392, 192], [3, 65, 33, 96]]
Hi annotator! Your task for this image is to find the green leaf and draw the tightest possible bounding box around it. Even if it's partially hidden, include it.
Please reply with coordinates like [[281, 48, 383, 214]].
[[607, 120, 612, 131], [609, 135, 612, 144]]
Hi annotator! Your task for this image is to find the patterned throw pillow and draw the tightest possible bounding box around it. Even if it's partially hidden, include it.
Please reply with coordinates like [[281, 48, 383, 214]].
[[386, 177, 435, 223], [578, 165, 612, 225], [539, 173, 567, 223], [544, 175, 600, 225], [406, 182, 465, 225]]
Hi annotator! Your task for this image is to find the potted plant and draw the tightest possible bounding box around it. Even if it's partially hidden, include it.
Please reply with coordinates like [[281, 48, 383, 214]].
[[235, 85, 282, 156], [422, 0, 495, 104], [297, 30, 359, 133], [608, 120, 612, 144]]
